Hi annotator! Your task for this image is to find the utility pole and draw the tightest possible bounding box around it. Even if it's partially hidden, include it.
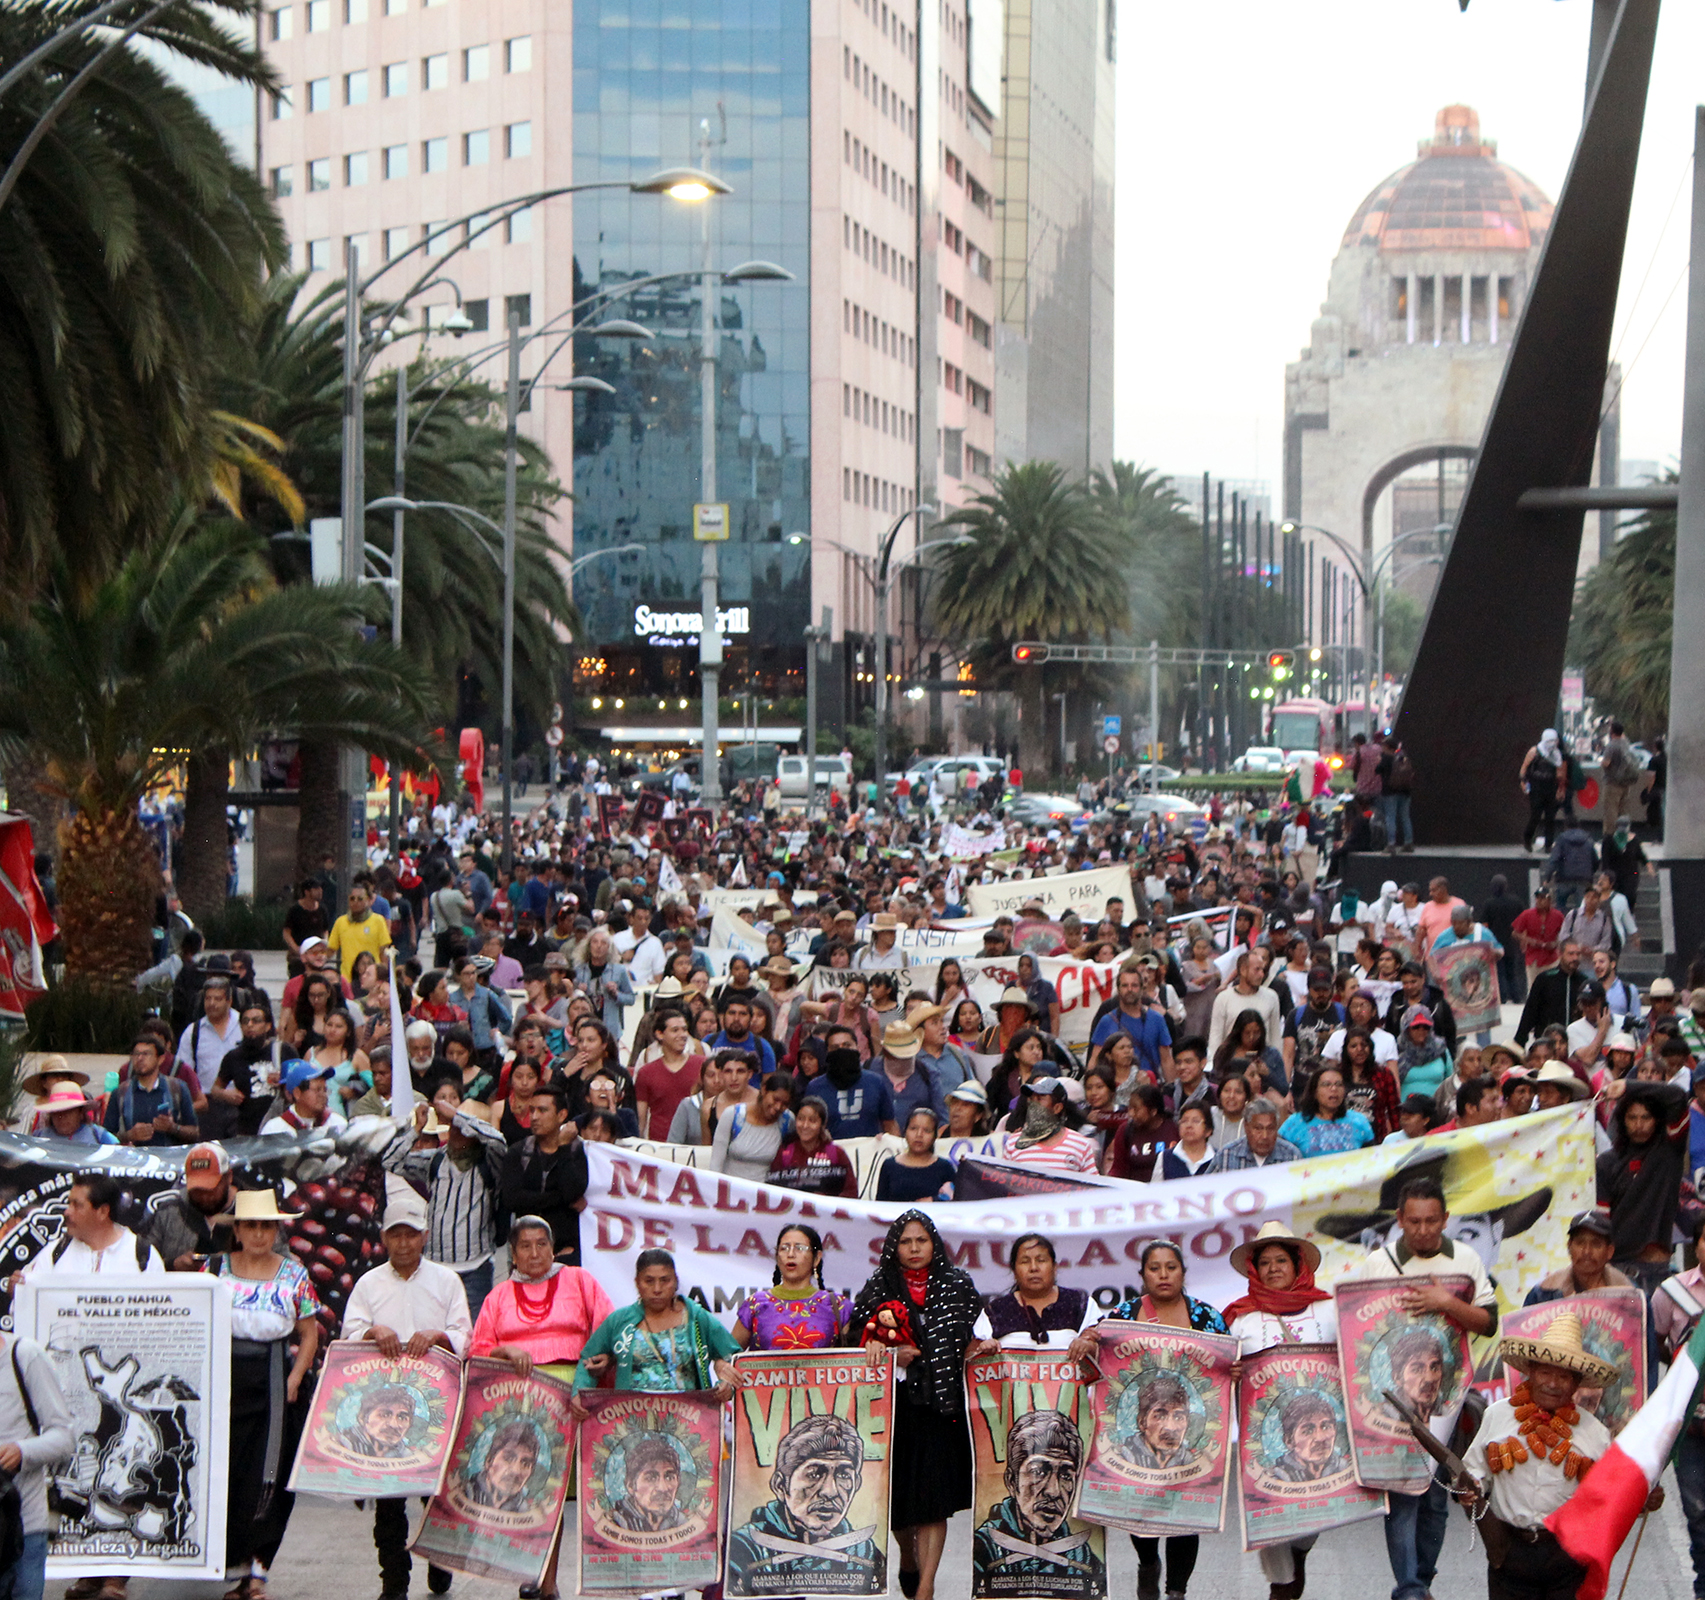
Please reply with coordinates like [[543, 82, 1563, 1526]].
[[499, 311, 520, 872], [336, 240, 366, 902], [388, 362, 407, 858], [804, 606, 832, 819], [696, 119, 723, 806], [1148, 640, 1160, 794]]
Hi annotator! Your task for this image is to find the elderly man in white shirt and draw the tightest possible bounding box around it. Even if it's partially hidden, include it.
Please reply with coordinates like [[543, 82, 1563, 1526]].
[[341, 1196, 471, 1600]]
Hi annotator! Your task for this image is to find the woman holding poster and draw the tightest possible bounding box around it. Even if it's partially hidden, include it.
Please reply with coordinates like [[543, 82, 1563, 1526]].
[[732, 1226, 854, 1352], [969, 1235, 1096, 1353], [1223, 1223, 1339, 1600], [851, 1212, 980, 1600], [471, 1217, 615, 1381]]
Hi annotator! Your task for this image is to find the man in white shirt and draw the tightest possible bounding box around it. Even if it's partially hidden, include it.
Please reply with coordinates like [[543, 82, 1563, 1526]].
[[15, 1173, 166, 1287], [1340, 1176, 1496, 1600], [1206, 948, 1283, 1061], [173, 973, 241, 1097], [615, 904, 666, 987], [341, 1197, 471, 1600]]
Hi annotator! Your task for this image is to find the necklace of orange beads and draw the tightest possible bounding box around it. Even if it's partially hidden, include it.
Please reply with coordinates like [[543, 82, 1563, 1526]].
[[1483, 1383, 1594, 1480]]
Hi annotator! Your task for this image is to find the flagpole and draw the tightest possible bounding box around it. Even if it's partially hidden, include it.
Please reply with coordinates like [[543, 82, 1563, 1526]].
[[387, 951, 412, 1122], [1613, 1512, 1650, 1600]]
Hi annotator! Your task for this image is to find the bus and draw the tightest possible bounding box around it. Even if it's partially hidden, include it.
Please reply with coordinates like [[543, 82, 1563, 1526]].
[[1269, 699, 1334, 754]]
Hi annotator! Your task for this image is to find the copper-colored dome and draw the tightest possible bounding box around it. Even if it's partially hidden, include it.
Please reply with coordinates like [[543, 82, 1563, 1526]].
[[1342, 105, 1554, 253]]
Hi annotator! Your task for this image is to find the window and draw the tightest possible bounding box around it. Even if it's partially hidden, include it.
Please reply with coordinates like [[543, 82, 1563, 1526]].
[[504, 292, 532, 327], [967, 444, 991, 477], [506, 208, 532, 243], [424, 221, 449, 256], [344, 233, 369, 267], [967, 377, 992, 413], [422, 54, 448, 89], [270, 165, 294, 197], [505, 121, 532, 158], [464, 44, 490, 81], [383, 0, 404, 12], [505, 35, 532, 72], [307, 157, 331, 191], [966, 309, 991, 348], [383, 61, 407, 96], [942, 427, 963, 478], [462, 299, 490, 332], [345, 69, 368, 105], [464, 129, 490, 166], [943, 361, 963, 395], [467, 211, 494, 248], [422, 137, 447, 173], [344, 151, 369, 186], [307, 238, 332, 272], [966, 242, 992, 281], [271, 87, 293, 119], [383, 226, 409, 261], [943, 219, 962, 253], [305, 0, 329, 29], [306, 77, 331, 112], [382, 143, 407, 179], [270, 6, 293, 40], [345, 0, 367, 20]]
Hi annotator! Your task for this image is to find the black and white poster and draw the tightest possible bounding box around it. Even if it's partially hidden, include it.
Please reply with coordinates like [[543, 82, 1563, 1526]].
[[15, 1276, 231, 1579]]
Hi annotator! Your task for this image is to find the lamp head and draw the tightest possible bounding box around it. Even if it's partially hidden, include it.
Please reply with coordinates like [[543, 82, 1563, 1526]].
[[585, 319, 654, 339], [633, 166, 731, 200], [722, 260, 794, 283]]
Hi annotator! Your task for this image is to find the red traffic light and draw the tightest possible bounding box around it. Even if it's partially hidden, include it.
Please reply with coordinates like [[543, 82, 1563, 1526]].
[[1267, 649, 1294, 670], [1011, 643, 1050, 664]]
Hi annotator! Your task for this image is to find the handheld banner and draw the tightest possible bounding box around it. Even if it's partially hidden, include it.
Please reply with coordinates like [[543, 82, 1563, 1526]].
[[965, 864, 1131, 921], [1426, 942, 1501, 1036], [1334, 1276, 1475, 1494], [411, 1358, 577, 1585], [15, 1275, 230, 1580], [288, 1340, 464, 1498], [1236, 1343, 1385, 1550], [578, 1389, 725, 1597], [1498, 1290, 1646, 1436], [725, 1350, 893, 1598], [967, 1351, 1105, 1600], [1076, 1322, 1236, 1534]]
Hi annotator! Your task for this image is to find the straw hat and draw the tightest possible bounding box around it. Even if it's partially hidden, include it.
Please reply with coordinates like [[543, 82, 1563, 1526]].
[[1228, 1219, 1322, 1278], [36, 1084, 92, 1118], [215, 1189, 291, 1226], [1533, 1061, 1589, 1101], [1501, 1310, 1618, 1386], [760, 956, 798, 978], [881, 1022, 922, 1060], [21, 1056, 89, 1099]]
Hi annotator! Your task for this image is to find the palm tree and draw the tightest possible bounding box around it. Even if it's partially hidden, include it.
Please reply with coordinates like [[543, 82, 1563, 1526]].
[[0, 519, 438, 988], [1570, 479, 1676, 739], [0, 0, 285, 597], [934, 461, 1129, 777], [215, 275, 576, 870]]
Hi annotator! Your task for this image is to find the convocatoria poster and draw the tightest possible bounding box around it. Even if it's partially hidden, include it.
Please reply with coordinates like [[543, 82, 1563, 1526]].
[[1499, 1290, 1646, 1436]]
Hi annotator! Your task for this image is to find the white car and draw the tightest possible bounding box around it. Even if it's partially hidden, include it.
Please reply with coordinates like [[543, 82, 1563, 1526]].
[[775, 753, 852, 799], [1231, 746, 1289, 774], [1128, 793, 1207, 825]]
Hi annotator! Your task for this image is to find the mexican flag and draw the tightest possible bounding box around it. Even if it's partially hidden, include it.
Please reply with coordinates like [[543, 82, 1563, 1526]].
[[1546, 1315, 1705, 1599]]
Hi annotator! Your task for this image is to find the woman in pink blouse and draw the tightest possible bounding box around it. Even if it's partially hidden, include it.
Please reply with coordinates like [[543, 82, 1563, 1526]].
[[470, 1215, 615, 1380]]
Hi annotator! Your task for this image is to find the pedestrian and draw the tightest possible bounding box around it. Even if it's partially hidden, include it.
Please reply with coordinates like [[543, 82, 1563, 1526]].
[[1520, 729, 1568, 852], [1279, 1065, 1374, 1155], [470, 1213, 613, 1389], [569, 1247, 740, 1403], [215, 1190, 322, 1600], [339, 1195, 471, 1600], [1598, 720, 1643, 828], [1207, 1097, 1300, 1171], [731, 1225, 853, 1351], [146, 1142, 237, 1268], [969, 1234, 1096, 1352], [0, 1304, 74, 1600], [1001, 1078, 1099, 1173], [851, 1212, 981, 1600], [877, 1107, 958, 1201], [1340, 1177, 1497, 1600], [1596, 1078, 1689, 1306], [498, 1079, 589, 1265], [1522, 1207, 1631, 1307], [1223, 1223, 1337, 1600], [1377, 736, 1415, 854], [1516, 941, 1591, 1046], [1546, 821, 1598, 912]]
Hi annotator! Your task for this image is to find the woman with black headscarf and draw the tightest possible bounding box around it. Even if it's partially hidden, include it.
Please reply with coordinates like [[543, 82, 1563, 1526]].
[[852, 1210, 980, 1600], [1597, 1078, 1690, 1297]]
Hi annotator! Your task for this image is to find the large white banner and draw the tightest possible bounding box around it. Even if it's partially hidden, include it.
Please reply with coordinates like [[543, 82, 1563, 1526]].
[[580, 1108, 1595, 1359], [965, 863, 1133, 921], [17, 1275, 232, 1580]]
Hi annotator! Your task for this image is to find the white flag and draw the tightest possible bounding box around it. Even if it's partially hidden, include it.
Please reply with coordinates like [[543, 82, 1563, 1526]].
[[387, 951, 412, 1122], [658, 855, 683, 895]]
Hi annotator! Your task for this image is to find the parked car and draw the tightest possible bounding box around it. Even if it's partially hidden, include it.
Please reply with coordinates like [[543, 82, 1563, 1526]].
[[934, 756, 1006, 797], [776, 752, 852, 799], [1132, 762, 1183, 784], [1231, 746, 1289, 774], [1127, 792, 1207, 825], [1004, 793, 1086, 827]]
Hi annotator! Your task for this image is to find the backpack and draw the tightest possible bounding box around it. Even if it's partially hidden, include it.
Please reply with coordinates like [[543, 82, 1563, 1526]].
[[119, 1075, 193, 1135], [51, 1231, 153, 1270], [1388, 752, 1416, 793]]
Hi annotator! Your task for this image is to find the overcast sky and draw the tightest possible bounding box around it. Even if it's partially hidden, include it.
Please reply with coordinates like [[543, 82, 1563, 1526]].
[[1113, 0, 1700, 494]]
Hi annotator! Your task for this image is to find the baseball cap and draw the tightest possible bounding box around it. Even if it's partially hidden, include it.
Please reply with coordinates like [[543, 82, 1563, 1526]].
[[381, 1195, 430, 1233], [948, 1081, 988, 1106], [281, 1060, 335, 1095], [1605, 1031, 1640, 1054], [1021, 1075, 1065, 1098], [182, 1143, 231, 1192], [1401, 1005, 1434, 1031], [1566, 1207, 1614, 1241], [299, 936, 327, 955]]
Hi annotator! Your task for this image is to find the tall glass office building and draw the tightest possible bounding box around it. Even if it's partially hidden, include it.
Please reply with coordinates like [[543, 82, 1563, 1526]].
[[570, 0, 812, 702]]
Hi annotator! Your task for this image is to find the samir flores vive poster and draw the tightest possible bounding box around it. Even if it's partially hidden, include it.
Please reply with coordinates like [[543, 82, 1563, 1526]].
[[14, 1275, 232, 1580]]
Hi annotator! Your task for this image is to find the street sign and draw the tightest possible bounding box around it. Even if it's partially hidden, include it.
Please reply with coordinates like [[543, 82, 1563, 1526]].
[[544, 725, 564, 748], [693, 503, 730, 541], [1102, 734, 1121, 755], [1102, 715, 1121, 739]]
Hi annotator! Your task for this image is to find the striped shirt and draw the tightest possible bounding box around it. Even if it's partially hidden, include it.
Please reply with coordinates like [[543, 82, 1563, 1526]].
[[1001, 1128, 1100, 1173], [383, 1112, 508, 1270]]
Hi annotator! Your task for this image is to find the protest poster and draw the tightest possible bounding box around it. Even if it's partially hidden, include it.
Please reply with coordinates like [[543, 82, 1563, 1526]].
[[289, 1340, 464, 1497], [582, 1108, 1596, 1340], [1076, 1321, 1236, 1534], [1334, 1276, 1474, 1494], [724, 1350, 893, 1598], [1236, 1344, 1385, 1550], [1499, 1290, 1646, 1435], [578, 1389, 725, 1597], [967, 1351, 1105, 1600], [14, 1275, 230, 1580], [965, 864, 1131, 921], [952, 1158, 1108, 1201], [411, 1359, 577, 1586], [1426, 942, 1501, 1035]]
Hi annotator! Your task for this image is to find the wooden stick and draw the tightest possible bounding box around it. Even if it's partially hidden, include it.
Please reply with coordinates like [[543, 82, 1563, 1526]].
[[1613, 1509, 1651, 1600]]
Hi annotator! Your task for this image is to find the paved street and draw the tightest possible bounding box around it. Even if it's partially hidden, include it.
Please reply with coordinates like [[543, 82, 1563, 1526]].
[[115, 1473, 1698, 1600]]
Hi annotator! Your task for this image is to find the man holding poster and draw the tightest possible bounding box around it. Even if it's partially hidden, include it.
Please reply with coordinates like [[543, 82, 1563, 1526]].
[[1338, 1176, 1495, 1600]]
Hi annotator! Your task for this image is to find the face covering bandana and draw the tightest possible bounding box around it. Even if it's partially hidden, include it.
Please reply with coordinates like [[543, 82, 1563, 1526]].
[[1013, 1096, 1064, 1149], [825, 1047, 864, 1091]]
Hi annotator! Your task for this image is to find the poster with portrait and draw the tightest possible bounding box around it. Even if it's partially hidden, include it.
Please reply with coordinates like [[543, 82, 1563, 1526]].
[[1237, 1344, 1385, 1550], [724, 1351, 893, 1598], [578, 1389, 725, 1597], [1334, 1276, 1474, 1494], [411, 1360, 577, 1585], [14, 1275, 230, 1580], [1076, 1321, 1236, 1535], [967, 1351, 1105, 1600], [288, 1340, 463, 1498], [1499, 1291, 1646, 1436], [1426, 942, 1501, 1036]]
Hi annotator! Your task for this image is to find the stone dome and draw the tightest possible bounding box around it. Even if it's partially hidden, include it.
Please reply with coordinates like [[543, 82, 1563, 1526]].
[[1342, 105, 1554, 253]]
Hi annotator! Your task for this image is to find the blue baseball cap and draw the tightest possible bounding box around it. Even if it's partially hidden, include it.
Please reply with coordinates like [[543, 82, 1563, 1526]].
[[281, 1060, 334, 1095]]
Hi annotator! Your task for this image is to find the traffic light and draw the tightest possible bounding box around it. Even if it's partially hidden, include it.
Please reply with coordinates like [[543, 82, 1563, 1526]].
[[1011, 643, 1050, 664], [1266, 648, 1294, 683]]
